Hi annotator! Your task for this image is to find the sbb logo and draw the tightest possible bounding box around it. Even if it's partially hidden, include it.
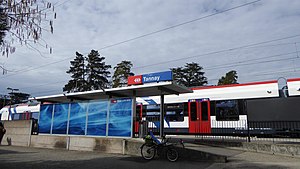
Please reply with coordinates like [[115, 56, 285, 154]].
[[128, 75, 143, 85], [134, 78, 141, 83]]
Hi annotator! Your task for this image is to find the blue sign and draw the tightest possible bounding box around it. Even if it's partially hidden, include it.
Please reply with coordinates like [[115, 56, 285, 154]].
[[142, 71, 172, 83]]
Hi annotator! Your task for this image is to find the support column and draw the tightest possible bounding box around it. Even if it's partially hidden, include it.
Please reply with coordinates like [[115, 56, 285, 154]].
[[132, 91, 137, 138], [160, 94, 165, 138]]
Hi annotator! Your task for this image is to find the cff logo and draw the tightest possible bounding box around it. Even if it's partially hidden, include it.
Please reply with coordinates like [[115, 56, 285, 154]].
[[128, 75, 143, 85], [134, 78, 141, 83]]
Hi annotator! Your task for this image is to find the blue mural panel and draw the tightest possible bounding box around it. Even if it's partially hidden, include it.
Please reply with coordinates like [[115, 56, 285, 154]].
[[69, 102, 87, 135], [108, 98, 132, 137], [39, 104, 53, 134], [87, 100, 108, 136], [52, 103, 69, 134]]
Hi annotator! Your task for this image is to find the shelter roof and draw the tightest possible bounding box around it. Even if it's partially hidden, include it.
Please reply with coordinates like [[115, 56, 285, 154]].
[[32, 81, 192, 103]]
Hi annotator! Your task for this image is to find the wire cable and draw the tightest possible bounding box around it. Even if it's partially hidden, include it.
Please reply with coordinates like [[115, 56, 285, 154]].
[[1, 0, 263, 78], [132, 35, 300, 70]]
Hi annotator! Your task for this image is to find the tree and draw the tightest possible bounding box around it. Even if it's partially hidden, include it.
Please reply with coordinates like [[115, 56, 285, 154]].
[[63, 52, 87, 93], [64, 50, 112, 92], [0, 94, 8, 108], [171, 62, 207, 87], [86, 50, 111, 90], [8, 92, 30, 104], [112, 60, 134, 88], [0, 0, 56, 74], [0, 8, 8, 46], [218, 70, 238, 85]]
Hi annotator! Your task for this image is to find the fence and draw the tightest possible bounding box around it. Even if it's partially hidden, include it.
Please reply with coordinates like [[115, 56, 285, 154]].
[[137, 117, 300, 143]]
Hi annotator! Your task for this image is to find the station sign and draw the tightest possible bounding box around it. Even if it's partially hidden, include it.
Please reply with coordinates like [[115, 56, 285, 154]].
[[142, 71, 172, 84], [127, 71, 173, 85], [128, 75, 143, 85]]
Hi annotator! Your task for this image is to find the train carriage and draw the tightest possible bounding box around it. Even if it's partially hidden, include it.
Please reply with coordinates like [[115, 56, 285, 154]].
[[0, 103, 40, 121], [135, 78, 300, 137]]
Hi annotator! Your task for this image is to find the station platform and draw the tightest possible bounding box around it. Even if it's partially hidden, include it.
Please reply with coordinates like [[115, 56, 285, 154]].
[[126, 136, 300, 163]]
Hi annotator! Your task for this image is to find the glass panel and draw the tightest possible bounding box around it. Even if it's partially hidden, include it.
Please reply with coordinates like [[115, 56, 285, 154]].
[[216, 100, 239, 121], [190, 102, 197, 121], [52, 103, 69, 134], [12, 114, 19, 120], [108, 98, 132, 137], [39, 104, 53, 134], [165, 103, 184, 122], [31, 112, 39, 120], [87, 100, 108, 136], [69, 102, 87, 135], [201, 102, 209, 121]]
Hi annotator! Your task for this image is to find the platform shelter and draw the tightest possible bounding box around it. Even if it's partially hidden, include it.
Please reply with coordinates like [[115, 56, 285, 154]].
[[33, 81, 192, 138]]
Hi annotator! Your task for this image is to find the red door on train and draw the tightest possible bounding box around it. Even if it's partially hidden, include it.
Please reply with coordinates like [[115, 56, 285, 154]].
[[188, 99, 211, 134], [134, 104, 143, 133]]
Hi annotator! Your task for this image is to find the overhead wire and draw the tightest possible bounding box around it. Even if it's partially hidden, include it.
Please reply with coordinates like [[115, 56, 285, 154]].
[[132, 36, 300, 70], [3, 38, 300, 96], [3, 0, 300, 95], [1, 0, 263, 78], [205, 52, 298, 70], [2, 34, 300, 79]]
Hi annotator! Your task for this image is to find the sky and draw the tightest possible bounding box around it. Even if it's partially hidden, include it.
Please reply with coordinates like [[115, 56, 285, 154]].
[[0, 0, 300, 97]]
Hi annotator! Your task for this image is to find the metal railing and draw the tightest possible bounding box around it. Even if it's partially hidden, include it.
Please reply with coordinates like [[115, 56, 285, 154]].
[[136, 117, 300, 143]]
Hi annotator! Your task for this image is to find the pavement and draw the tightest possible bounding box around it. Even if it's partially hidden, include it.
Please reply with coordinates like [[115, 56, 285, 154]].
[[1, 145, 300, 169]]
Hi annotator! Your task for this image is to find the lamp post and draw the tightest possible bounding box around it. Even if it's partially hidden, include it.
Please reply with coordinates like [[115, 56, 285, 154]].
[[7, 87, 19, 121]]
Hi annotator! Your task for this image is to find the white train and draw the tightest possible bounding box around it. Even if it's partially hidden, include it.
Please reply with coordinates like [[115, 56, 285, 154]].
[[0, 103, 40, 121], [135, 78, 300, 136]]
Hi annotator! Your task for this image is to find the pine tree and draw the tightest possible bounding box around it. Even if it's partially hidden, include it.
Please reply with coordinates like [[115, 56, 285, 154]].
[[171, 62, 207, 87], [63, 52, 87, 93], [112, 61, 134, 88], [86, 50, 111, 90], [218, 70, 238, 85]]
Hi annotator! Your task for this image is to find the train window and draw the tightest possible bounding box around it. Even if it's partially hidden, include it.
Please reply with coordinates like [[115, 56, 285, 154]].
[[201, 102, 208, 121], [12, 114, 20, 120], [31, 112, 39, 120], [165, 103, 184, 122], [165, 111, 184, 122], [144, 103, 184, 122], [11, 112, 33, 120], [216, 100, 239, 121], [238, 100, 246, 115], [183, 102, 188, 116], [190, 102, 197, 121], [210, 101, 216, 116]]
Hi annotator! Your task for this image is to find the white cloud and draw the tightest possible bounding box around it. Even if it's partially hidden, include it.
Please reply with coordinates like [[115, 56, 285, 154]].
[[0, 0, 300, 96]]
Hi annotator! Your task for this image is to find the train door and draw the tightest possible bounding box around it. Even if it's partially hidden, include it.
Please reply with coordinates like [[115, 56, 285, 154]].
[[188, 99, 211, 134], [134, 104, 143, 133]]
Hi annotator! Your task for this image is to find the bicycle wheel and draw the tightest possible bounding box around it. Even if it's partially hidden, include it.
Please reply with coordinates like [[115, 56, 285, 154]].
[[166, 148, 178, 162], [141, 144, 156, 160]]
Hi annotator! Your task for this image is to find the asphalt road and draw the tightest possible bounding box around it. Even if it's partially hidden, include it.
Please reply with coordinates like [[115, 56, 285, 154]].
[[1, 146, 300, 169]]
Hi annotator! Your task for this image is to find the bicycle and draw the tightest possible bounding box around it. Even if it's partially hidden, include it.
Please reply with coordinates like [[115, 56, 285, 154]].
[[140, 131, 184, 162]]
